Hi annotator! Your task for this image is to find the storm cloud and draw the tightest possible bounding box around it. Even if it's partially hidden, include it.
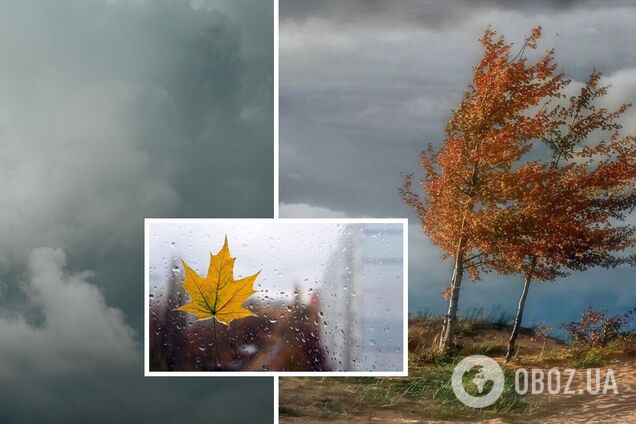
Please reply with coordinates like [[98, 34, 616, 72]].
[[0, 0, 272, 422], [281, 0, 636, 29], [279, 0, 636, 332]]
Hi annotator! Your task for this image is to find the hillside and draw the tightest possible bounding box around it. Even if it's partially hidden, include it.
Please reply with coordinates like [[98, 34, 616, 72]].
[[279, 317, 636, 423]]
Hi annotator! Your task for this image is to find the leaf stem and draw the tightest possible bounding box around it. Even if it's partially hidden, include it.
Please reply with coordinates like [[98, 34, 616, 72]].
[[213, 317, 221, 368]]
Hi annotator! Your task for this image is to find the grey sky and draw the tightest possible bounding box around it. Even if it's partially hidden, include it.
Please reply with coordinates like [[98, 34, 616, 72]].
[[279, 0, 636, 334], [0, 0, 272, 422]]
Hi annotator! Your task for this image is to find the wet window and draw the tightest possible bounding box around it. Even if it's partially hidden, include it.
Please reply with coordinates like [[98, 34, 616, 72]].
[[148, 221, 404, 372]]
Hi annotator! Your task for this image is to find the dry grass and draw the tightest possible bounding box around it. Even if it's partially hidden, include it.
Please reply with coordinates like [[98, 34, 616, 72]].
[[280, 318, 548, 422], [279, 316, 636, 423]]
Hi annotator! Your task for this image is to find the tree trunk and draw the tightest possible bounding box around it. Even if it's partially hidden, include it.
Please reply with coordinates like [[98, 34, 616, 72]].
[[438, 244, 465, 353], [505, 258, 536, 362]]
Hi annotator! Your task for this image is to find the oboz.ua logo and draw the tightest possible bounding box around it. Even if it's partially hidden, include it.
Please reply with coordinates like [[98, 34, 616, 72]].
[[451, 355, 620, 408]]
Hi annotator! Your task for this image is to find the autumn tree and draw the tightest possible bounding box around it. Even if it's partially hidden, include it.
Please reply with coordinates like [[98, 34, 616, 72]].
[[401, 27, 566, 353], [496, 71, 636, 361]]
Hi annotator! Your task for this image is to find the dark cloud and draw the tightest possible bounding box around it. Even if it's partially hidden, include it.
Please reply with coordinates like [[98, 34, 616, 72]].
[[280, 0, 636, 331], [282, 0, 464, 30], [280, 0, 633, 28], [0, 0, 273, 421]]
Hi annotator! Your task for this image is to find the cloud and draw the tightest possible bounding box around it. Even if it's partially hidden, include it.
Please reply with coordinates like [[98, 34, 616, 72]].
[[0, 0, 273, 421], [0, 0, 273, 268], [601, 69, 636, 134], [0, 0, 273, 322], [0, 81, 180, 267], [280, 0, 634, 29], [0, 250, 273, 423], [0, 248, 136, 379], [279, 202, 350, 218]]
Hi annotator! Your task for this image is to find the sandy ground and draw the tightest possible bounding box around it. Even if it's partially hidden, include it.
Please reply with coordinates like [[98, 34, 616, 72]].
[[280, 358, 636, 423], [537, 358, 636, 423]]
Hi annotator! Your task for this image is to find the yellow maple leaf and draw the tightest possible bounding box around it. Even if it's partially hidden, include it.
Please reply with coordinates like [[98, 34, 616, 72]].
[[177, 236, 259, 325]]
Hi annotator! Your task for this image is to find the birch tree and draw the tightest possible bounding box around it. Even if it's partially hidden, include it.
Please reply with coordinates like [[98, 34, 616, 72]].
[[402, 27, 566, 353], [499, 72, 636, 361]]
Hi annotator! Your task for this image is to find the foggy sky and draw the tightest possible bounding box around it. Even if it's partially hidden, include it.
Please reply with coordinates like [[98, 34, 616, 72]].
[[279, 0, 636, 334], [0, 0, 272, 422]]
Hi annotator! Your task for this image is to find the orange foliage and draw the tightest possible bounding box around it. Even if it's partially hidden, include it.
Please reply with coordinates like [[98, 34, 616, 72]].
[[490, 71, 636, 281], [401, 26, 567, 280], [402, 24, 636, 354]]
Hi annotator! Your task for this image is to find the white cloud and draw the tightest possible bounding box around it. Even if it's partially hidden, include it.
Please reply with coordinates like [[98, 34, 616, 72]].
[[0, 248, 136, 379], [279, 202, 350, 218], [0, 82, 180, 268], [0, 248, 272, 421], [602, 68, 636, 134]]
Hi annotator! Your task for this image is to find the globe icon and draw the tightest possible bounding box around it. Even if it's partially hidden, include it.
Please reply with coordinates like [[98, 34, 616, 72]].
[[471, 367, 489, 394], [451, 355, 505, 408]]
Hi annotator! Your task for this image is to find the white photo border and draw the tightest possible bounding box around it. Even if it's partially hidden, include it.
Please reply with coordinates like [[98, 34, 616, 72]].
[[144, 217, 409, 378]]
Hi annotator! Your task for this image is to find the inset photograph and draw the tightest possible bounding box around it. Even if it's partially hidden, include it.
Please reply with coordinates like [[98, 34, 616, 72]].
[[145, 218, 407, 376]]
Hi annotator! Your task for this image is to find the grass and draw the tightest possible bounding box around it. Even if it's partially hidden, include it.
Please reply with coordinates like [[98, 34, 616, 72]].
[[568, 347, 612, 368], [280, 357, 542, 421], [516, 332, 636, 368], [280, 315, 636, 423], [280, 317, 546, 422]]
